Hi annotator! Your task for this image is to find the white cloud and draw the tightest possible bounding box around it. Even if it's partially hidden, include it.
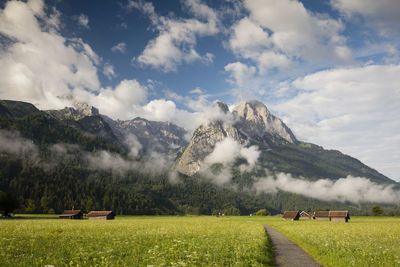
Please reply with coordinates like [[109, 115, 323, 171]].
[[0, 130, 38, 159], [254, 173, 400, 204], [103, 63, 116, 80], [0, 0, 100, 109], [227, 0, 351, 78], [111, 42, 127, 53], [189, 87, 203, 94], [224, 62, 256, 88], [273, 64, 400, 181], [204, 137, 260, 171], [257, 51, 292, 74], [331, 0, 400, 36], [229, 17, 270, 57], [76, 13, 89, 28], [131, 0, 219, 72], [0, 0, 159, 122]]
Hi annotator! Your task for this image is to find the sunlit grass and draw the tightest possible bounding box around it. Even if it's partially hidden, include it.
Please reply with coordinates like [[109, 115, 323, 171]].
[[261, 216, 400, 267], [0, 216, 272, 266]]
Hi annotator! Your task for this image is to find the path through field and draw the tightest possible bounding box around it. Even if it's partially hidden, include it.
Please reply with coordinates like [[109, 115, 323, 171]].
[[263, 224, 322, 267]]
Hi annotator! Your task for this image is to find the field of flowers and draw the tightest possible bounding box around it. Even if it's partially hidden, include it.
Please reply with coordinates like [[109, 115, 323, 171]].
[[261, 216, 400, 267], [0, 216, 273, 266]]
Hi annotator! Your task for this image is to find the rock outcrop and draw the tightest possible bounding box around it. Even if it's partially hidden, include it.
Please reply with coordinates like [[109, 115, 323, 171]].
[[175, 100, 296, 176]]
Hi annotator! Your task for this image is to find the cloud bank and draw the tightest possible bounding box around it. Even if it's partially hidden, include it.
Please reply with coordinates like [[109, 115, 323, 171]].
[[254, 173, 400, 204]]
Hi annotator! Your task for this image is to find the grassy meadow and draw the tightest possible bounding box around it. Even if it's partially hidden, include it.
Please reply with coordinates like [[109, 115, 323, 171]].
[[261, 216, 400, 267], [1, 215, 400, 266], [0, 216, 272, 267]]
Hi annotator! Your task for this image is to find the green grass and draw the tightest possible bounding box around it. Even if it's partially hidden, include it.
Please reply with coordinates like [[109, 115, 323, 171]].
[[261, 216, 400, 267], [0, 216, 273, 267]]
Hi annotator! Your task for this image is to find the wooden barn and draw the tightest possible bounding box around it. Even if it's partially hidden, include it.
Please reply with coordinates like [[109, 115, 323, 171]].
[[299, 211, 312, 220], [282, 211, 300, 221], [87, 211, 115, 220], [59, 210, 83, 219], [313, 211, 330, 221], [329, 211, 350, 223]]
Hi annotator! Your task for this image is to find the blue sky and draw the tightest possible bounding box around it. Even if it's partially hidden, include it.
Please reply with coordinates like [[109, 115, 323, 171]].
[[0, 0, 399, 181]]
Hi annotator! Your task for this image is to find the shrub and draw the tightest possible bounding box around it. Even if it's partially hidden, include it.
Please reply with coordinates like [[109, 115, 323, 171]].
[[256, 209, 269, 216]]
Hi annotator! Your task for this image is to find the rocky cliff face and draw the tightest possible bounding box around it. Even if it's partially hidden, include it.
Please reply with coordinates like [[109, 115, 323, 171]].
[[233, 100, 297, 145], [111, 117, 188, 156], [46, 101, 99, 121], [175, 100, 294, 176]]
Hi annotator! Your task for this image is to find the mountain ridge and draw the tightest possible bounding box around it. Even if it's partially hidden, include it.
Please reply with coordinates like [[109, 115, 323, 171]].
[[0, 98, 398, 216]]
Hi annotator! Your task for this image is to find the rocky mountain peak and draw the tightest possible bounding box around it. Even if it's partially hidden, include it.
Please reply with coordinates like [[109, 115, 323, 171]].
[[72, 101, 99, 117], [233, 100, 297, 144], [233, 100, 271, 120], [214, 100, 230, 114]]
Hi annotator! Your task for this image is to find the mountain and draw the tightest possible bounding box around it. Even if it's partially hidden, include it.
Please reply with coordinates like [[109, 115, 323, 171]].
[[176, 100, 394, 185], [0, 99, 397, 216], [46, 101, 188, 157]]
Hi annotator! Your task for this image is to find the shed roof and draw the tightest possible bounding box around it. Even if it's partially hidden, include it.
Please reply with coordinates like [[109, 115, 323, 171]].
[[300, 211, 311, 217], [314, 211, 330, 217], [329, 210, 349, 218], [282, 211, 299, 219], [87, 211, 114, 217], [61, 210, 82, 215]]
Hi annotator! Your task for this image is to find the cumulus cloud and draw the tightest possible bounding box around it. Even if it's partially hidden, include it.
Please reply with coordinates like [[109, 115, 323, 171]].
[[254, 173, 400, 204], [103, 63, 116, 80], [0, 0, 99, 109], [224, 62, 256, 88], [131, 0, 219, 72], [111, 42, 127, 53], [0, 0, 155, 121], [331, 0, 400, 36], [76, 14, 89, 28], [226, 0, 351, 83], [273, 64, 400, 181]]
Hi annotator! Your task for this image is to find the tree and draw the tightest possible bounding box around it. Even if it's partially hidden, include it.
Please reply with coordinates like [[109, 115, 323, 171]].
[[25, 199, 36, 213], [372, 206, 384, 216], [256, 209, 269, 216], [0, 191, 20, 216]]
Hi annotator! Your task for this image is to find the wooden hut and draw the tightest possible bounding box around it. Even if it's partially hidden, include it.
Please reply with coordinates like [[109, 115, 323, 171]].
[[282, 211, 300, 221], [313, 211, 330, 221], [59, 210, 83, 219], [87, 211, 115, 220], [329, 211, 350, 222], [299, 211, 312, 220]]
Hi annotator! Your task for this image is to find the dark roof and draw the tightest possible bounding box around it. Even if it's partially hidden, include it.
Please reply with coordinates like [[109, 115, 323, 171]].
[[87, 211, 114, 217], [282, 211, 300, 219], [61, 210, 82, 215], [329, 211, 350, 218], [314, 211, 330, 217], [300, 211, 311, 217]]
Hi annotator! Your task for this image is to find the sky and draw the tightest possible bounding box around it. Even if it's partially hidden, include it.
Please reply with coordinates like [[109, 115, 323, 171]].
[[0, 0, 399, 181]]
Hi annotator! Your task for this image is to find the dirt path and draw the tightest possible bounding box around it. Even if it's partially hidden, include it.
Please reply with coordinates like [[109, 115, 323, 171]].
[[263, 224, 323, 267]]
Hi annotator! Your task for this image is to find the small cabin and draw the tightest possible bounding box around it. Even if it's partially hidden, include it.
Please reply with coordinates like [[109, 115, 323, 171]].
[[59, 210, 83, 219], [87, 211, 115, 220], [282, 211, 300, 221], [313, 211, 330, 221], [299, 211, 312, 220], [329, 210, 350, 223]]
